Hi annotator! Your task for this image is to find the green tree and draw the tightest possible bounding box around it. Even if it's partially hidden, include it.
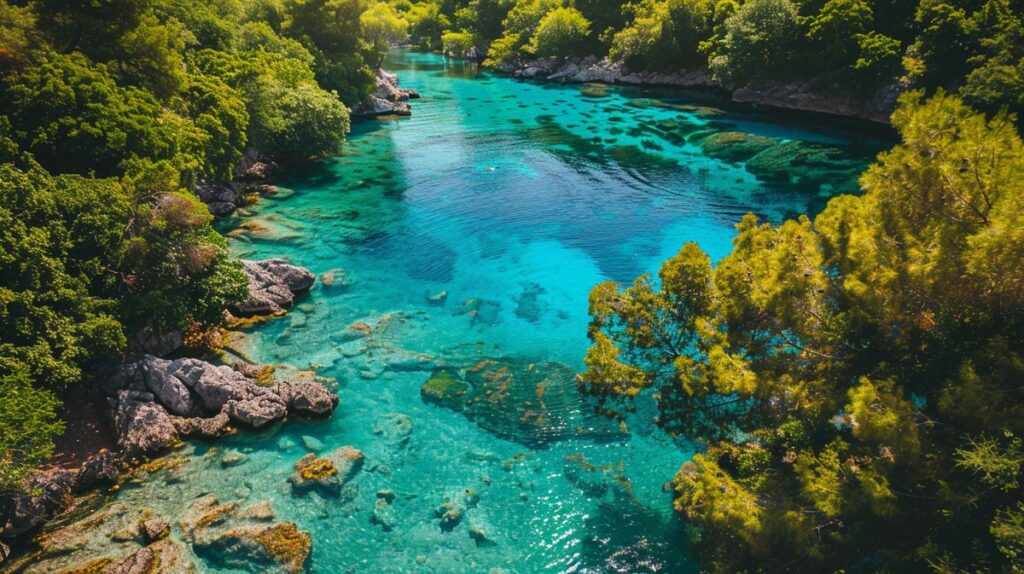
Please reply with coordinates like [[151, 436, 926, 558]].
[[408, 2, 451, 50], [484, 0, 564, 64], [0, 370, 63, 492], [0, 52, 183, 177], [360, 2, 409, 66], [610, 0, 714, 70], [251, 83, 351, 161], [283, 0, 377, 103], [530, 7, 591, 59], [805, 0, 872, 71], [708, 0, 801, 81], [580, 92, 1024, 571]]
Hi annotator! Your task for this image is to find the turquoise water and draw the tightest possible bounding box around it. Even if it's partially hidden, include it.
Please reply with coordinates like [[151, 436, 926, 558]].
[[89, 51, 885, 573]]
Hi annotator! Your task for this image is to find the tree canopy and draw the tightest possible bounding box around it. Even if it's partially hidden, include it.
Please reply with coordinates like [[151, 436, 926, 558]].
[[0, 0, 396, 490], [580, 91, 1024, 572]]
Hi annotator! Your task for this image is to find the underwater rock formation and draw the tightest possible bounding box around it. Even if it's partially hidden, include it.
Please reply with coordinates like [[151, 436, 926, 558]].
[[289, 446, 364, 496], [743, 140, 868, 194], [699, 131, 777, 163], [420, 358, 626, 446], [182, 496, 312, 573]]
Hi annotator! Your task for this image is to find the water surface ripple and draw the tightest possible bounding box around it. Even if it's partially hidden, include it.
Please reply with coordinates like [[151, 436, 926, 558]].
[[123, 50, 886, 573]]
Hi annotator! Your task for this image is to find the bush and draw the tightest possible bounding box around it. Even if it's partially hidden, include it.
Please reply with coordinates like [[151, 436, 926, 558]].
[[530, 7, 591, 59], [708, 0, 800, 82]]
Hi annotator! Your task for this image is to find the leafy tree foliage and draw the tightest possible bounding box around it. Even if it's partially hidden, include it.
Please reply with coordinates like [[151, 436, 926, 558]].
[[361, 2, 409, 66], [610, 0, 714, 70], [251, 83, 351, 161], [581, 92, 1024, 572], [0, 0, 379, 491], [530, 7, 591, 59], [708, 0, 800, 80]]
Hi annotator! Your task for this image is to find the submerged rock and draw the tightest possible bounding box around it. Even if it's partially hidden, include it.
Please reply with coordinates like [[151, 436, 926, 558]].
[[182, 496, 311, 574], [140, 517, 170, 543], [107, 538, 196, 574], [371, 498, 397, 531], [372, 413, 413, 448], [196, 522, 311, 573], [289, 453, 340, 494], [421, 358, 622, 446], [421, 368, 469, 410], [289, 446, 363, 496], [744, 140, 868, 194], [700, 131, 777, 163], [231, 258, 316, 317]]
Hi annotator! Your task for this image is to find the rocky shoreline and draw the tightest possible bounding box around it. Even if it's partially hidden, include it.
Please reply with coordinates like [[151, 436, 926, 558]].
[[501, 55, 899, 125], [0, 67, 421, 569]]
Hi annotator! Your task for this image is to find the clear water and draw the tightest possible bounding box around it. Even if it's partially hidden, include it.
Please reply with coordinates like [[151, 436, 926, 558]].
[[49, 51, 887, 573]]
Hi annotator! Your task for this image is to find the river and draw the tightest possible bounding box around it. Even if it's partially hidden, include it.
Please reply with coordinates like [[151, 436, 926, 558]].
[[25, 50, 888, 573]]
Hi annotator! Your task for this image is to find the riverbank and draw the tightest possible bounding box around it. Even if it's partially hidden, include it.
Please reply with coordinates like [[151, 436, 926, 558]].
[[1, 49, 890, 572], [496, 55, 899, 125], [0, 64, 420, 570]]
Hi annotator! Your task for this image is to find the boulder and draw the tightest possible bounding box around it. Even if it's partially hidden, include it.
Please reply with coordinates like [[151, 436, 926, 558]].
[[171, 409, 231, 439], [140, 517, 170, 543], [106, 539, 196, 574], [277, 379, 338, 416], [241, 161, 277, 181], [193, 522, 311, 574], [113, 355, 335, 433], [75, 449, 121, 492], [353, 69, 415, 117], [231, 259, 316, 317], [0, 470, 75, 538], [225, 394, 287, 429], [139, 355, 196, 416], [127, 325, 182, 357], [112, 391, 178, 457], [193, 182, 241, 216]]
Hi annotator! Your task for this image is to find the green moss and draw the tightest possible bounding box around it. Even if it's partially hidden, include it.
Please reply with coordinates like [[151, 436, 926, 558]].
[[421, 368, 469, 409], [297, 457, 338, 481], [700, 132, 777, 163], [745, 140, 868, 194], [254, 523, 312, 573]]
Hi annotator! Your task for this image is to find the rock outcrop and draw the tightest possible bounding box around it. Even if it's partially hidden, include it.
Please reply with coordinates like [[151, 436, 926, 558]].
[[107, 355, 338, 457], [194, 182, 242, 217], [231, 258, 316, 317], [289, 446, 364, 495], [112, 391, 179, 457], [74, 450, 122, 492], [507, 55, 898, 124], [353, 69, 419, 117], [0, 470, 75, 538], [184, 496, 312, 573]]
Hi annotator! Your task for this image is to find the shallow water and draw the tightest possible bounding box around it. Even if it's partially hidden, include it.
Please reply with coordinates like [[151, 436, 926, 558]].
[[67, 51, 887, 573]]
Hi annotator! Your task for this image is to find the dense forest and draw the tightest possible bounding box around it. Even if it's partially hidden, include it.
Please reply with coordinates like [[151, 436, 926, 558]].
[[423, 0, 1024, 116], [2, 0, 1024, 572], [0, 0, 386, 491]]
